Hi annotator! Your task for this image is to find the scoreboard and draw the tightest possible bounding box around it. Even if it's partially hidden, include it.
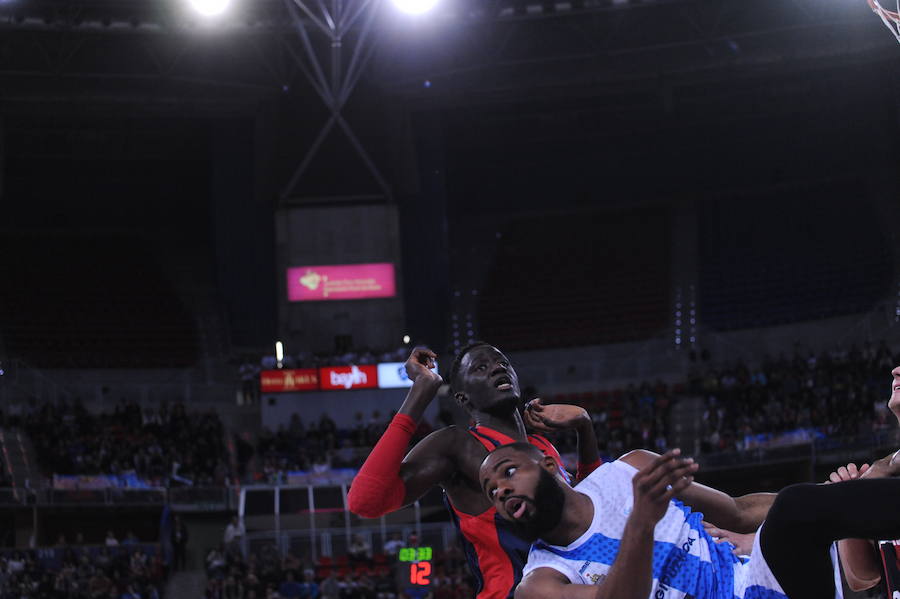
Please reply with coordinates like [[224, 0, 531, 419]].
[[398, 546, 433, 588]]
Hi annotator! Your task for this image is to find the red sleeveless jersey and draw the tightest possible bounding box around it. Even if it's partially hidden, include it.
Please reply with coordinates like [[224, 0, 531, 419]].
[[443, 426, 572, 599]]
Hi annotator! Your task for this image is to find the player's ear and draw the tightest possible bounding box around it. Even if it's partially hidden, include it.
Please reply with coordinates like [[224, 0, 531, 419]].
[[541, 455, 557, 473], [454, 391, 468, 408]]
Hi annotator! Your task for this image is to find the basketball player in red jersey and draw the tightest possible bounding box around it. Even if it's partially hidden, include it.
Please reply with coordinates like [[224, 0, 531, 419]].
[[347, 343, 600, 599]]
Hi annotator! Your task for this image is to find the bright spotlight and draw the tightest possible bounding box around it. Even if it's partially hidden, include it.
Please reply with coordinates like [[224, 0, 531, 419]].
[[391, 0, 438, 15], [189, 0, 231, 16], [402, 335, 411, 345]]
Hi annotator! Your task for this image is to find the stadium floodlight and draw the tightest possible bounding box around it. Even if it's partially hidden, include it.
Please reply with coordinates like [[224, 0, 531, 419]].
[[402, 334, 411, 344], [188, 0, 231, 16], [275, 341, 284, 368], [391, 0, 439, 15]]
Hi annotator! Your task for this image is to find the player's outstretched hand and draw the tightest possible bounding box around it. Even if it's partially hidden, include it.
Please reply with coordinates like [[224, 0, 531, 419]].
[[631, 449, 698, 526], [824, 462, 869, 484], [702, 522, 755, 556], [404, 347, 442, 386], [523, 398, 590, 432]]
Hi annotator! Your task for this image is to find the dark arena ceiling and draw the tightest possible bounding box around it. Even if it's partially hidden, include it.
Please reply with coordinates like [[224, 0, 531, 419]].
[[0, 0, 895, 108]]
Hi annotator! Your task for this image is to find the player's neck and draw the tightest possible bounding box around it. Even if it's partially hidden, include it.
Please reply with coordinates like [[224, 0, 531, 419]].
[[540, 489, 593, 547], [472, 410, 527, 440]]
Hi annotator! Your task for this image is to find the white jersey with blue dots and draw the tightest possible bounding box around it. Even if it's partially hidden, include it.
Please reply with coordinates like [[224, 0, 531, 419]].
[[523, 460, 789, 599]]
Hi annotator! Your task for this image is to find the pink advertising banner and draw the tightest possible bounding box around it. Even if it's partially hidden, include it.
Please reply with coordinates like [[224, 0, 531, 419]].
[[287, 263, 396, 301]]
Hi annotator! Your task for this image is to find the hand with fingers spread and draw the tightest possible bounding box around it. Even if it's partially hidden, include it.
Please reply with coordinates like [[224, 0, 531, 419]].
[[631, 449, 699, 526], [702, 522, 755, 556], [825, 462, 869, 484], [404, 347, 442, 386], [523, 398, 591, 432]]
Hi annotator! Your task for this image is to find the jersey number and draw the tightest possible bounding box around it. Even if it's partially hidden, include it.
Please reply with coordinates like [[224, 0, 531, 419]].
[[409, 562, 431, 585]]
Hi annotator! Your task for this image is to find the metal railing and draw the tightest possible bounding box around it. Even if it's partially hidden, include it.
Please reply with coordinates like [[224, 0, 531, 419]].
[[0, 486, 238, 508], [243, 523, 458, 562]]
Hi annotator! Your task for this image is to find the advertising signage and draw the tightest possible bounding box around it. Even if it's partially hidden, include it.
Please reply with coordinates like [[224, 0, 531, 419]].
[[377, 361, 439, 389], [318, 365, 379, 391], [259, 362, 440, 392], [260, 369, 319, 393], [287, 263, 396, 302]]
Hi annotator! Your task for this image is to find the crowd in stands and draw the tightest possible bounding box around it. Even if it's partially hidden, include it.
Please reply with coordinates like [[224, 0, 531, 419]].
[[9, 339, 898, 488], [17, 399, 231, 487], [549, 380, 675, 463], [690, 341, 897, 454], [0, 541, 165, 599], [205, 533, 473, 599], [237, 412, 435, 485]]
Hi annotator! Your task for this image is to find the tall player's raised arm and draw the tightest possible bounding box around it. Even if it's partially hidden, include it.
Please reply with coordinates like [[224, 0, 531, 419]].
[[347, 348, 449, 518], [620, 449, 774, 533], [523, 399, 601, 480]]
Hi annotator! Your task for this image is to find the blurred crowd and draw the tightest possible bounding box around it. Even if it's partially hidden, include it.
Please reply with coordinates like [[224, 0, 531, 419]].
[[205, 532, 473, 599], [0, 544, 165, 599], [235, 412, 434, 485], [17, 400, 231, 487], [9, 340, 899, 487], [690, 341, 897, 454]]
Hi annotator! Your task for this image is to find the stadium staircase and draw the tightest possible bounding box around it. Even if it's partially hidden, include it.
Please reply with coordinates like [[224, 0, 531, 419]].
[[0, 428, 43, 492], [165, 570, 206, 598]]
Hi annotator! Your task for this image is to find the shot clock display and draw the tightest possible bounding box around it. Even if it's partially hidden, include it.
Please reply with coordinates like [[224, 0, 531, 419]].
[[398, 546, 432, 586]]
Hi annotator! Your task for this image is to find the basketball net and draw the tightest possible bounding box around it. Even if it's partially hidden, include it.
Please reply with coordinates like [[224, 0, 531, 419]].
[[869, 0, 900, 43]]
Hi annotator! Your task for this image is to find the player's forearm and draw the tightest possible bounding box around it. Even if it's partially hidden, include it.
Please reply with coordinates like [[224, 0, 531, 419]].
[[837, 538, 882, 591], [596, 518, 655, 599], [397, 376, 443, 421], [575, 418, 601, 480], [732, 493, 776, 532]]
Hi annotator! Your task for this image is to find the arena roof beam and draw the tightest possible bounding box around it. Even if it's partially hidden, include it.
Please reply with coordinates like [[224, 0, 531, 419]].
[[279, 0, 392, 203]]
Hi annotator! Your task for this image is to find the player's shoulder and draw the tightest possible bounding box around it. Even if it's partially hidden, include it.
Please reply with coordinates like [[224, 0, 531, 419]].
[[517, 563, 577, 598], [416, 425, 479, 452], [617, 449, 659, 470]]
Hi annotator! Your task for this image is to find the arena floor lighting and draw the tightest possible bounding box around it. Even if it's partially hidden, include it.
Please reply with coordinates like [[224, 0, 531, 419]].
[[391, 0, 439, 15], [188, 0, 231, 17]]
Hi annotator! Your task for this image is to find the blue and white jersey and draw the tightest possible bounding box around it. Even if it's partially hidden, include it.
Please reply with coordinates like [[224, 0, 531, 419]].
[[523, 460, 788, 599]]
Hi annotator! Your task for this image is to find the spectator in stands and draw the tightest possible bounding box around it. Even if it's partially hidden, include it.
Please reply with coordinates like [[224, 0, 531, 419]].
[[172, 515, 189, 571], [347, 534, 371, 565], [279, 570, 304, 598], [207, 546, 227, 579], [319, 572, 339, 599], [282, 551, 302, 576], [105, 531, 119, 547], [382, 533, 403, 559], [298, 570, 320, 599], [224, 516, 245, 557]]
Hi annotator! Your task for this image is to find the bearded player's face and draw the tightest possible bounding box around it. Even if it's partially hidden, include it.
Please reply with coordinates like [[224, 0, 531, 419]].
[[889, 366, 900, 425], [479, 448, 565, 539]]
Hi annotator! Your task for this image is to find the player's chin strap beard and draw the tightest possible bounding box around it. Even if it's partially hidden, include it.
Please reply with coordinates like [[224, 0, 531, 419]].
[[516, 468, 566, 540]]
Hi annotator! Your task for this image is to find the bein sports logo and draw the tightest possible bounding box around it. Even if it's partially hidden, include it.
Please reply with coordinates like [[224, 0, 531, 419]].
[[330, 365, 368, 389]]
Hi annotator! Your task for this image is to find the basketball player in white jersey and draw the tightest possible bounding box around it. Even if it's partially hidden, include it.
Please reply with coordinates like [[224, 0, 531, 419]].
[[479, 441, 900, 599]]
